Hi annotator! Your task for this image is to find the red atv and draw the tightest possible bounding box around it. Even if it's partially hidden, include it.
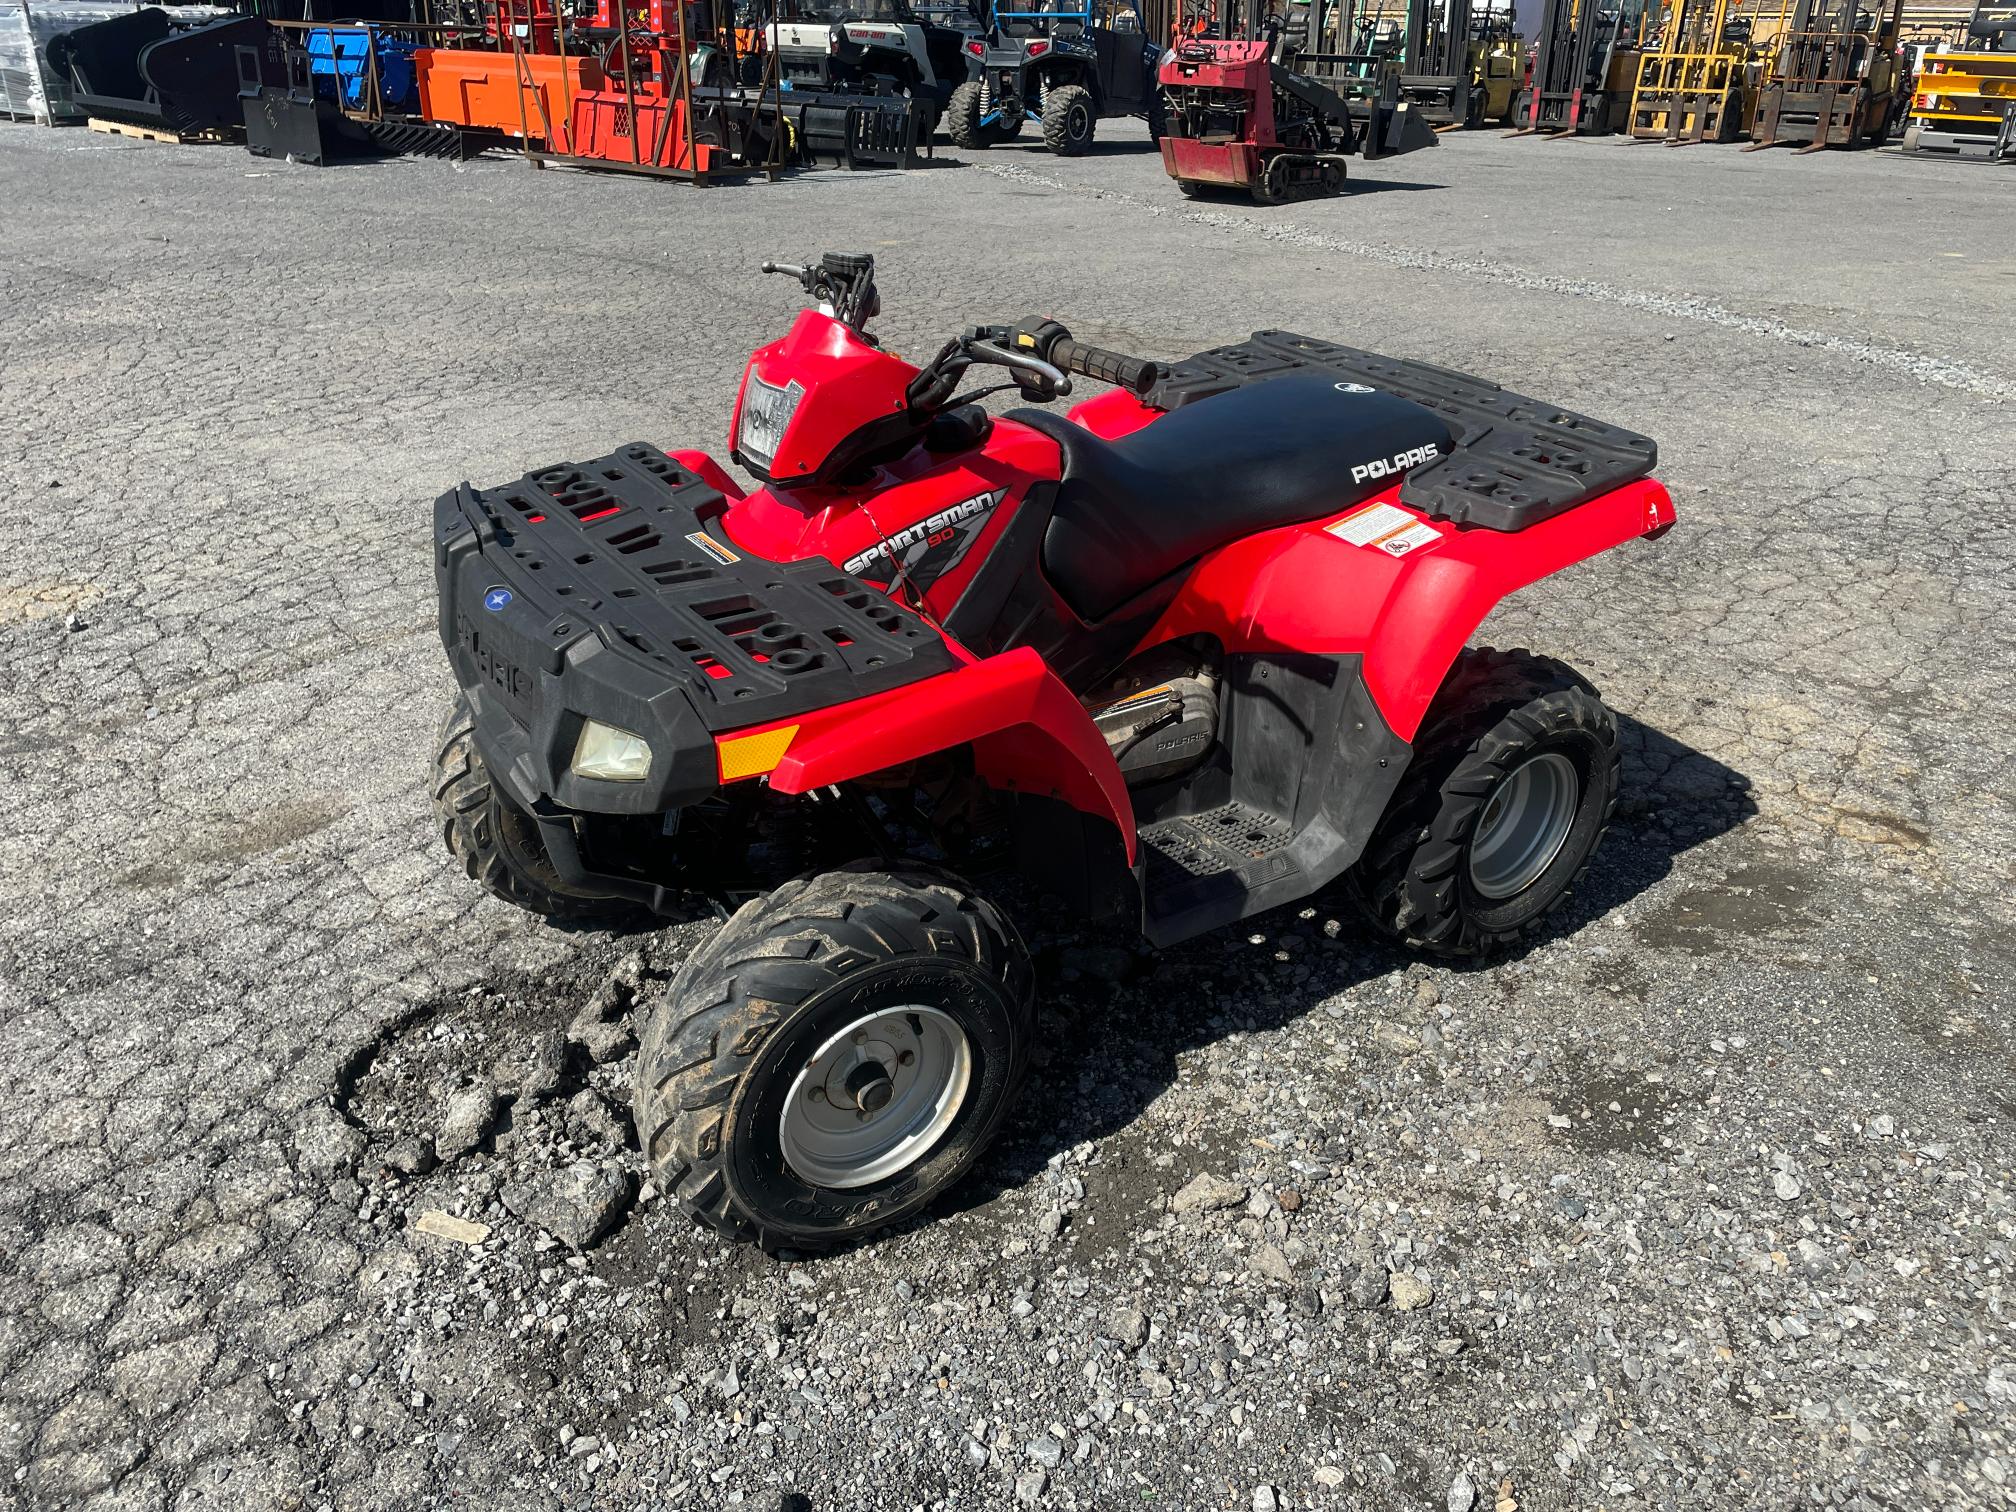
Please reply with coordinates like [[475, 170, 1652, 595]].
[[433, 252, 1674, 1249]]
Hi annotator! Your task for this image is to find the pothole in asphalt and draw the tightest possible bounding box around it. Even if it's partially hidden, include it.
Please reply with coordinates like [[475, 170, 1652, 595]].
[[330, 931, 703, 1252]]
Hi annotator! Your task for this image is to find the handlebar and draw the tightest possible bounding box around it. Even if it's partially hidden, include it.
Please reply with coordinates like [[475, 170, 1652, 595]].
[[1006, 317, 1161, 397], [1050, 337, 1160, 397]]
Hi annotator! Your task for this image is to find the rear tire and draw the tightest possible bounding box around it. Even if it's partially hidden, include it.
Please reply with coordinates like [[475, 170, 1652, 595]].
[[634, 862, 1034, 1251], [1043, 82, 1096, 155], [1145, 87, 1168, 142], [432, 696, 640, 925], [947, 79, 989, 149], [1348, 648, 1619, 956]]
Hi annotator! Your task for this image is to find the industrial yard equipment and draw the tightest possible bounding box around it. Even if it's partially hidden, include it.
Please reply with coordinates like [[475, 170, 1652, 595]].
[[1512, 0, 1645, 133], [45, 6, 259, 138], [1157, 0, 1436, 199], [1397, 0, 1526, 127], [234, 19, 514, 163], [1746, 0, 1905, 150], [946, 0, 1165, 155], [766, 0, 977, 133], [428, 252, 1675, 1247], [1628, 0, 1754, 141], [1903, 0, 2016, 156], [518, 0, 792, 180]]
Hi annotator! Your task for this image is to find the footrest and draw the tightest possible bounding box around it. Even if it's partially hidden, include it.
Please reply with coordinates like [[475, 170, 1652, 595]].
[[1142, 802, 1298, 920]]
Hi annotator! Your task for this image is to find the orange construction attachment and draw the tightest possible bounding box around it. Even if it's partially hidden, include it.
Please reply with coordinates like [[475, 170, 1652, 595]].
[[565, 87, 725, 173], [414, 47, 603, 146]]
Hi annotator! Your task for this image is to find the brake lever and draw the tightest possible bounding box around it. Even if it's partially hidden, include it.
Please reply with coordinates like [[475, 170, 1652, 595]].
[[967, 339, 1073, 398]]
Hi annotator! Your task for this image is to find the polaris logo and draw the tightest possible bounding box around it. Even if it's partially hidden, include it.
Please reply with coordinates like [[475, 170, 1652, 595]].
[[843, 490, 1003, 579], [1351, 441, 1441, 485]]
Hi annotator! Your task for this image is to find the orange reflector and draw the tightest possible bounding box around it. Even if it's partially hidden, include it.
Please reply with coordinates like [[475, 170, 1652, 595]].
[[717, 724, 798, 782]]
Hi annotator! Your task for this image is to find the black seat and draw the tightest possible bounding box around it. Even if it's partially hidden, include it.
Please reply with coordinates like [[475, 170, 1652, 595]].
[[1013, 375, 1457, 623]]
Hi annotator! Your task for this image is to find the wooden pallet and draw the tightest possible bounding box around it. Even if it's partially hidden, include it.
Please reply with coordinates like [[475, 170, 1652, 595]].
[[87, 117, 225, 145]]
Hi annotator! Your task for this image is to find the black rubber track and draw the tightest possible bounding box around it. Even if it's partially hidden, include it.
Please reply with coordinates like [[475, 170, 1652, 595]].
[[633, 862, 1033, 1251], [432, 696, 640, 925], [1347, 647, 1619, 956]]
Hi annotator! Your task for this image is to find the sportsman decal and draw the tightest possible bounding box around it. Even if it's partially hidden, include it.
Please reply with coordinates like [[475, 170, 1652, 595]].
[[843, 490, 1005, 591]]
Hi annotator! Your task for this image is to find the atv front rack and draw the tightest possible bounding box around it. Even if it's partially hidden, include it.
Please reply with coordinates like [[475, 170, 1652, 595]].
[[436, 444, 956, 814], [1147, 332, 1658, 532]]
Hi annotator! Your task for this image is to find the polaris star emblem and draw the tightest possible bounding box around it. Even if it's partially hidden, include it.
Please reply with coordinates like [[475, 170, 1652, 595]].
[[483, 587, 513, 612], [844, 490, 1004, 590]]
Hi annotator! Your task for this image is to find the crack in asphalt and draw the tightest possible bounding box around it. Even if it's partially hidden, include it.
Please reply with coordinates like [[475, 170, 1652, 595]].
[[970, 161, 2016, 402]]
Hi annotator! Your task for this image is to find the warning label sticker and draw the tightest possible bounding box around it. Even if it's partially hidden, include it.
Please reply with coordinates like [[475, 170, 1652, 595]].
[[1326, 503, 1443, 558], [685, 531, 741, 565]]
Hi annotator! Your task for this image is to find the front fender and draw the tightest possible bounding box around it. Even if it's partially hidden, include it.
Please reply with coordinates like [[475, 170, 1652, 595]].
[[726, 646, 1137, 861]]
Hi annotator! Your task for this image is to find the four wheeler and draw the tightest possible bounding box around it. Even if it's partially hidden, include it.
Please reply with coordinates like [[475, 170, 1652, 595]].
[[947, 0, 1165, 154], [767, 0, 980, 131], [432, 252, 1676, 1250]]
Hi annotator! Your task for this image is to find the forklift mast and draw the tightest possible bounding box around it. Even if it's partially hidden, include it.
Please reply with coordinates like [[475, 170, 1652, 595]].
[[1748, 0, 1905, 150], [1627, 0, 1752, 142], [1516, 0, 1639, 133]]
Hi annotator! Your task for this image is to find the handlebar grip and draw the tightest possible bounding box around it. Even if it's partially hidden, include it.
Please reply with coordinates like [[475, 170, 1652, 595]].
[[1051, 338, 1161, 397]]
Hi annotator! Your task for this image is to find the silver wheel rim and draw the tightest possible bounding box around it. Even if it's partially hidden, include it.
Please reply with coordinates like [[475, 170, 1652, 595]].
[[1467, 752, 1580, 900], [778, 1006, 973, 1190]]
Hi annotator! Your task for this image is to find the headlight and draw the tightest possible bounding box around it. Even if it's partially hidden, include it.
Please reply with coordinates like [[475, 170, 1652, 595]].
[[572, 720, 652, 782], [737, 373, 804, 475]]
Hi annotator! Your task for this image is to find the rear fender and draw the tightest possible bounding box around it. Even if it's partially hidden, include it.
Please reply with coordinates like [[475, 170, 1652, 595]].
[[1144, 477, 1675, 741], [1361, 479, 1675, 735], [720, 645, 1137, 860]]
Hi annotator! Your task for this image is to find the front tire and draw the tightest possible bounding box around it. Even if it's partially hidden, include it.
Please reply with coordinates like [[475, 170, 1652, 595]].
[[634, 863, 1034, 1251], [1348, 648, 1619, 956], [1043, 82, 1096, 155], [432, 696, 639, 924]]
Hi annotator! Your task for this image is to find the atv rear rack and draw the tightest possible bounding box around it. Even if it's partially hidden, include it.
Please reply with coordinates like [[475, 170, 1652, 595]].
[[1147, 331, 1658, 532]]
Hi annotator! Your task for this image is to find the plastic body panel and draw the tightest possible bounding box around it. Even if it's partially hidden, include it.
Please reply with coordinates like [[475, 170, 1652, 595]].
[[1136, 475, 1674, 741], [729, 310, 921, 484], [724, 646, 1138, 861]]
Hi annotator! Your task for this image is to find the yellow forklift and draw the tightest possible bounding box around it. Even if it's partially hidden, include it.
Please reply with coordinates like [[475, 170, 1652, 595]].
[[1903, 0, 2016, 157], [1628, 0, 1756, 140], [1746, 0, 1907, 149]]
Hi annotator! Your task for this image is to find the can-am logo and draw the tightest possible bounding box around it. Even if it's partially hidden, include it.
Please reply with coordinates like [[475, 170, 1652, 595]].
[[843, 490, 1004, 587], [1350, 441, 1442, 485]]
